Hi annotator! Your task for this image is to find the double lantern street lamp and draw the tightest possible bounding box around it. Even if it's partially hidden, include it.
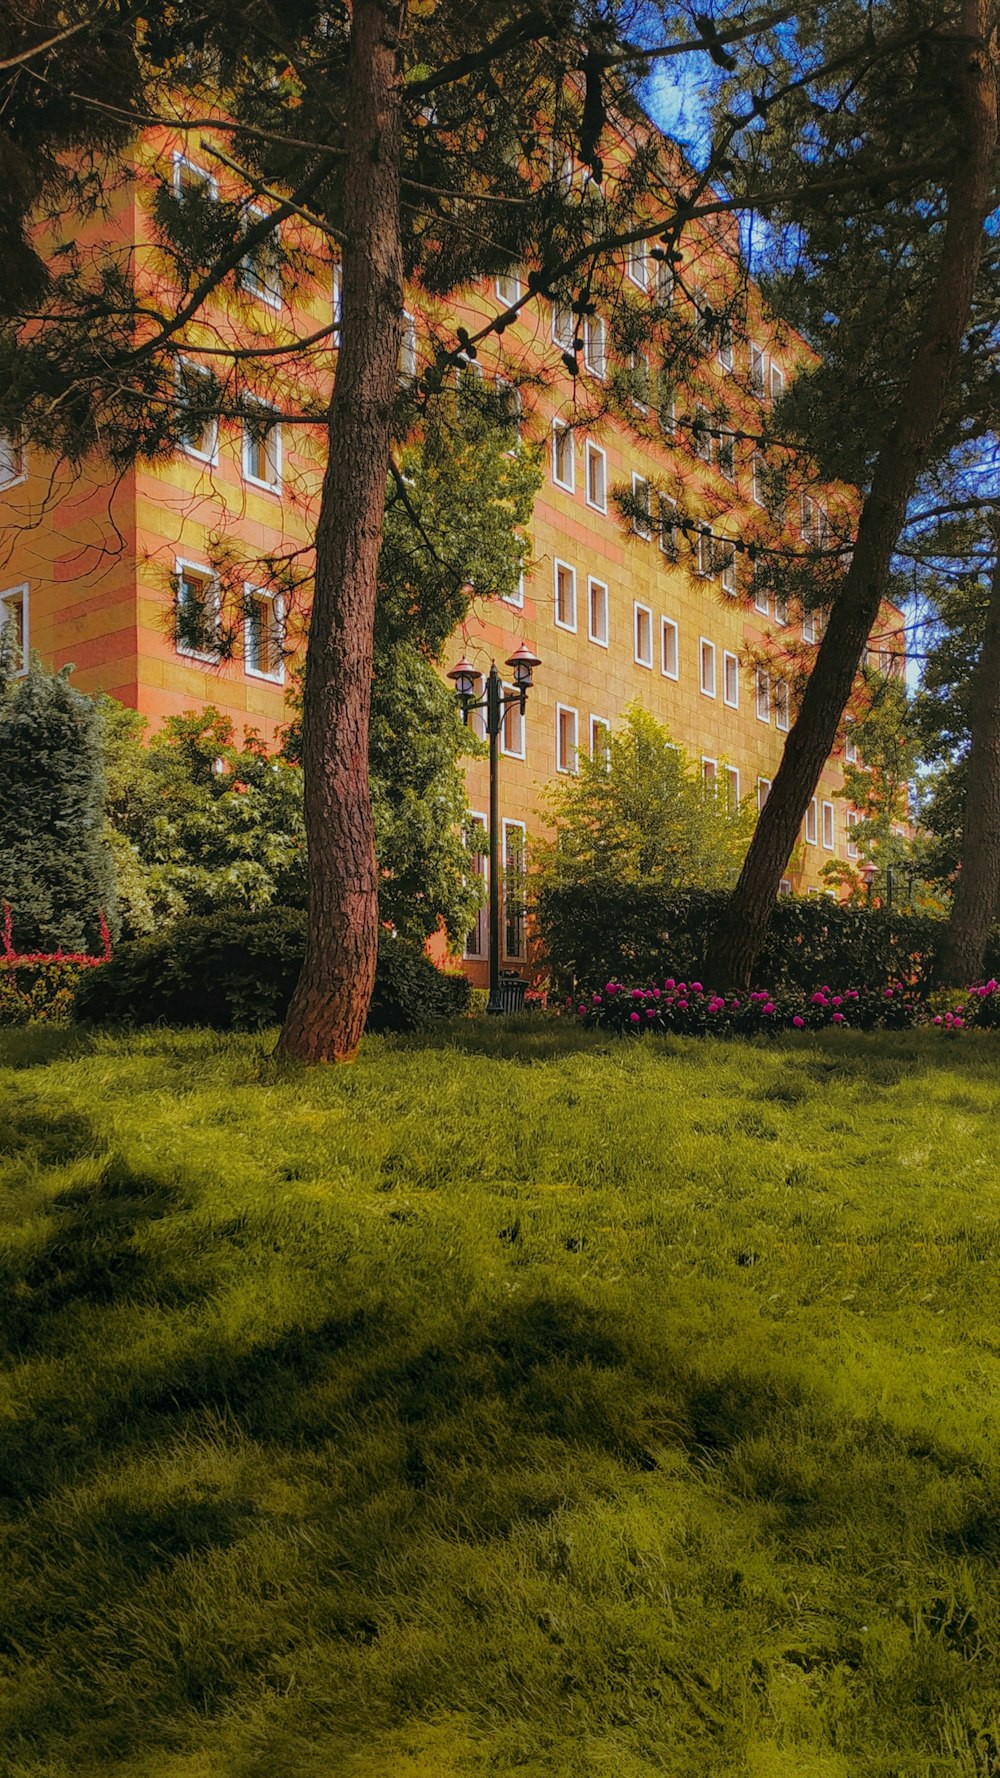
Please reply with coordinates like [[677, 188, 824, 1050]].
[[448, 643, 542, 1015]]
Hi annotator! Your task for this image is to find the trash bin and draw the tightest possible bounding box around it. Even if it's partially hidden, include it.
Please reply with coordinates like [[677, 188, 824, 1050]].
[[498, 970, 527, 1014]]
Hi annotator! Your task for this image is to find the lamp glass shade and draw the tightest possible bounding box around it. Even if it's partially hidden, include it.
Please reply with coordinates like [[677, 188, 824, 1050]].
[[447, 657, 481, 700], [506, 642, 541, 688]]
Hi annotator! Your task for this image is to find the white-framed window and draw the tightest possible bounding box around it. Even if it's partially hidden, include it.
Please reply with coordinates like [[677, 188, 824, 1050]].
[[629, 349, 652, 411], [588, 576, 609, 647], [719, 539, 737, 595], [495, 270, 521, 306], [750, 342, 765, 395], [585, 439, 606, 512], [693, 404, 713, 463], [240, 206, 282, 307], [552, 420, 574, 491], [755, 668, 771, 724], [552, 303, 574, 351], [778, 878, 792, 897], [697, 530, 714, 578], [723, 650, 739, 709], [717, 433, 735, 480], [244, 586, 285, 682], [847, 809, 860, 860], [463, 813, 488, 960], [553, 143, 575, 194], [699, 637, 716, 699], [468, 697, 487, 744], [176, 360, 218, 463], [757, 777, 771, 813], [659, 382, 676, 437], [656, 256, 675, 306], [556, 703, 579, 774], [725, 764, 741, 811], [845, 720, 859, 765], [658, 492, 678, 560], [0, 430, 26, 489], [626, 239, 650, 290], [0, 583, 28, 675], [399, 311, 418, 382], [174, 559, 221, 662], [801, 494, 816, 544], [802, 609, 817, 644], [769, 361, 785, 402], [590, 715, 611, 768], [702, 756, 718, 794], [332, 263, 342, 335], [554, 559, 577, 631], [754, 586, 769, 617], [805, 796, 818, 845], [691, 287, 712, 349], [242, 402, 282, 490], [172, 151, 217, 201], [717, 318, 734, 372], [822, 800, 835, 850], [631, 473, 652, 539], [634, 602, 653, 668], [774, 592, 789, 627], [502, 818, 527, 960], [752, 453, 767, 506], [774, 679, 790, 732], [501, 684, 525, 759], [583, 313, 606, 378], [503, 561, 525, 609], [661, 616, 679, 680]]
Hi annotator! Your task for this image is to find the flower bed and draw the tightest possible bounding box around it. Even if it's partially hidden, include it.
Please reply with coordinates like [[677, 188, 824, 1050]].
[[571, 978, 972, 1036]]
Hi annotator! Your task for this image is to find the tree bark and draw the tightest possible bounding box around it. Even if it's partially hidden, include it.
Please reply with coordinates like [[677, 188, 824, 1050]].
[[708, 0, 998, 989], [934, 540, 1000, 986], [278, 0, 404, 1063]]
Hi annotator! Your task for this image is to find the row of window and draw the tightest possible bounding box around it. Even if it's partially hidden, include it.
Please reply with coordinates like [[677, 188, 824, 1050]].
[[174, 563, 285, 679]]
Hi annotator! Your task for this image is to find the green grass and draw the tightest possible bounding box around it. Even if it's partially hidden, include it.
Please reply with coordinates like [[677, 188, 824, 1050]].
[[2, 1020, 1000, 1778]]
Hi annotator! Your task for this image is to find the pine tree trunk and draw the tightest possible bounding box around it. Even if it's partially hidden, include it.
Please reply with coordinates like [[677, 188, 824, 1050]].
[[278, 0, 404, 1063], [934, 543, 1000, 986], [708, 0, 998, 989]]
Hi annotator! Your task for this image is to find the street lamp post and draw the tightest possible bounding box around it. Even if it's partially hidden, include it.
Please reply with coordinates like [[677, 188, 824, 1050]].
[[448, 643, 541, 1015]]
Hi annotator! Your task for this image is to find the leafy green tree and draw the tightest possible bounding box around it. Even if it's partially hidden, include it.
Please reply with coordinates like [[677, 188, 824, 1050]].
[[0, 659, 117, 953], [821, 669, 926, 906], [535, 705, 754, 895]]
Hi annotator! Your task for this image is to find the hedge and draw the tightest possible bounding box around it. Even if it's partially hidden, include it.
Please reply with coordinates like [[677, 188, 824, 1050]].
[[0, 959, 89, 1026], [536, 884, 999, 995], [73, 908, 470, 1032]]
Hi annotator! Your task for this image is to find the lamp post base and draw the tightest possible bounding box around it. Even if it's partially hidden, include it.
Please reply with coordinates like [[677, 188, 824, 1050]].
[[486, 988, 504, 1016]]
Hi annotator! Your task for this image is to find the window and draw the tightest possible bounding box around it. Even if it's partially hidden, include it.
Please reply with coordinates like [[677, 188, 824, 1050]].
[[659, 381, 676, 438], [770, 361, 785, 402], [845, 721, 859, 765], [752, 453, 766, 506], [626, 239, 650, 290], [552, 420, 574, 491], [463, 815, 488, 960], [244, 586, 284, 681], [399, 312, 418, 382], [332, 263, 342, 335], [717, 433, 735, 480], [822, 801, 835, 850], [755, 668, 771, 724], [628, 348, 651, 410], [590, 715, 611, 768], [585, 440, 606, 512], [242, 403, 282, 490], [552, 303, 575, 351], [554, 559, 576, 631], [583, 313, 606, 377], [0, 583, 27, 675], [719, 540, 737, 595], [693, 404, 713, 463], [717, 318, 734, 372], [725, 765, 741, 811], [661, 616, 679, 679], [241, 207, 281, 306], [754, 586, 769, 617], [655, 256, 675, 306], [774, 679, 790, 732], [697, 531, 714, 578], [750, 342, 765, 395], [172, 152, 216, 200], [556, 703, 579, 773], [778, 878, 792, 897], [847, 809, 860, 860], [702, 757, 718, 794], [553, 143, 575, 193], [692, 288, 713, 349], [588, 577, 608, 647], [805, 797, 818, 845], [174, 561, 220, 661], [634, 602, 653, 667], [503, 820, 527, 959], [801, 494, 817, 544], [658, 492, 678, 561], [631, 473, 652, 539], [501, 684, 525, 758], [0, 431, 25, 489], [723, 651, 739, 709], [774, 592, 789, 627], [176, 361, 218, 462], [504, 567, 524, 609], [757, 777, 771, 813], [495, 270, 521, 306], [699, 638, 716, 698], [802, 609, 817, 644]]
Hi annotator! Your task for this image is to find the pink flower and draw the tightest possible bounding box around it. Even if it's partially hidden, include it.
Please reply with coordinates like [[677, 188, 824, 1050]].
[[606, 982, 617, 994], [933, 1016, 942, 1026], [832, 1012, 845, 1023], [677, 999, 689, 1010], [730, 998, 740, 1010], [653, 988, 661, 999], [832, 996, 842, 1006], [811, 993, 827, 1006], [954, 1017, 964, 1027], [665, 978, 675, 990], [883, 987, 894, 999], [631, 988, 643, 1000], [629, 1012, 640, 1023], [691, 981, 703, 993], [763, 1002, 776, 1015], [792, 1016, 805, 1028]]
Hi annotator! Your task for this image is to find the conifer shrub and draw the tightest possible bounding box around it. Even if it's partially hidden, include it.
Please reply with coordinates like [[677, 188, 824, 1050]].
[[73, 908, 470, 1032]]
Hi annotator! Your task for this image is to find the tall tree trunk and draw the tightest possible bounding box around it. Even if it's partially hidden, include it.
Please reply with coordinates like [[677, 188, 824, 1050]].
[[934, 539, 1000, 986], [278, 0, 404, 1063], [708, 0, 998, 989]]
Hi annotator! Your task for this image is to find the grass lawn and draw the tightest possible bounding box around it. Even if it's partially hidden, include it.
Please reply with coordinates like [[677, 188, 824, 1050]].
[[2, 1020, 1000, 1778]]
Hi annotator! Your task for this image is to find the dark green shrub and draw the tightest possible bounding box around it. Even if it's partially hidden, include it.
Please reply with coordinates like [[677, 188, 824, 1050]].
[[537, 883, 1000, 995], [74, 909, 470, 1032], [0, 959, 88, 1025]]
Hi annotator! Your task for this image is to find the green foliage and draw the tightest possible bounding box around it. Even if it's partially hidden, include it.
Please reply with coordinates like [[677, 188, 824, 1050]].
[[73, 908, 469, 1032], [822, 668, 930, 905], [0, 658, 117, 953], [536, 882, 989, 996], [913, 554, 994, 888], [535, 706, 753, 895], [0, 958, 87, 1026], [5, 1023, 1000, 1774]]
